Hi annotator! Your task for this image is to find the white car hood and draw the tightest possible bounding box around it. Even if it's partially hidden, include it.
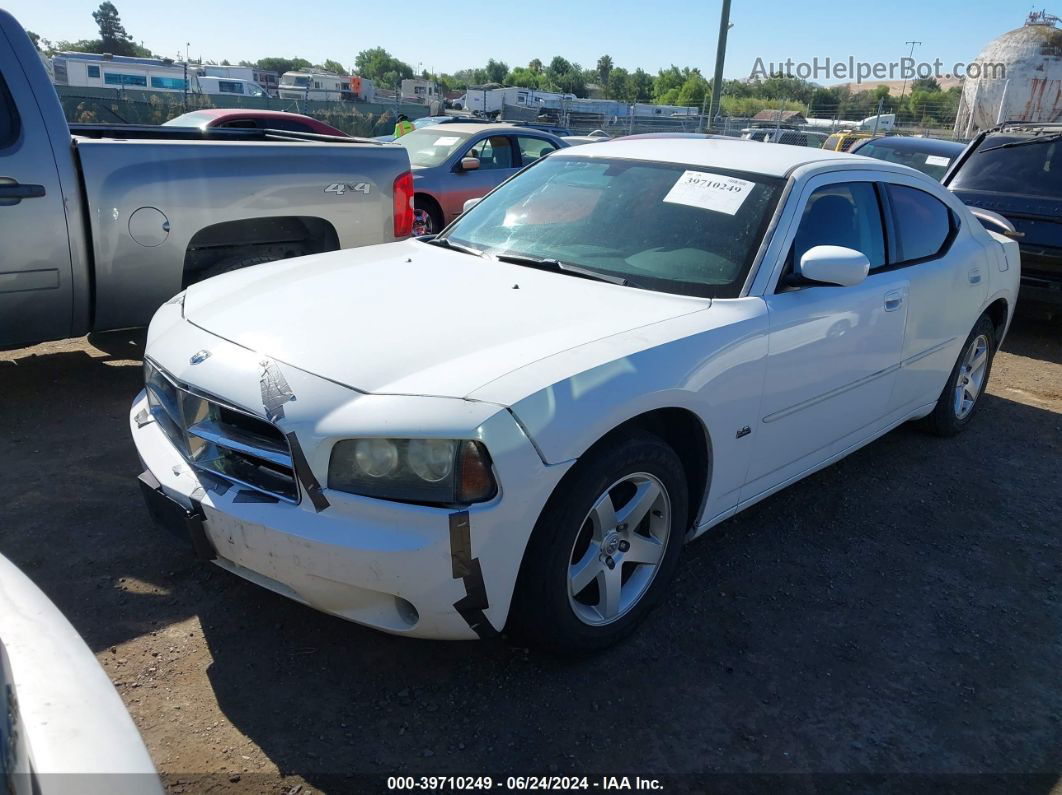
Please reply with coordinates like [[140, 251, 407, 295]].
[[181, 240, 708, 399]]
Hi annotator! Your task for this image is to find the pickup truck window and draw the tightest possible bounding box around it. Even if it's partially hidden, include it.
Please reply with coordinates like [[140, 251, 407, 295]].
[[0, 75, 16, 148], [951, 135, 1062, 199]]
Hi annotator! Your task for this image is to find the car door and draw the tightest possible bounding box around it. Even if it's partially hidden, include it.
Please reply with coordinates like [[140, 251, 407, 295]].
[[741, 175, 911, 503], [883, 179, 988, 414], [440, 134, 519, 222], [0, 57, 74, 347]]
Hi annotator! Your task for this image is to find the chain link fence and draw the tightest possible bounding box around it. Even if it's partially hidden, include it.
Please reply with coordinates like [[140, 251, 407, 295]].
[[55, 85, 432, 137]]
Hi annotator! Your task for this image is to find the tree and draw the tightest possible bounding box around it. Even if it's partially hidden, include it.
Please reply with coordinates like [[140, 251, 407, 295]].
[[596, 54, 613, 87], [92, 2, 135, 56], [354, 47, 413, 84], [321, 59, 346, 75], [484, 58, 509, 85], [26, 30, 41, 49], [608, 67, 632, 103], [504, 66, 544, 89], [912, 77, 940, 93], [528, 58, 543, 74], [256, 57, 312, 77]]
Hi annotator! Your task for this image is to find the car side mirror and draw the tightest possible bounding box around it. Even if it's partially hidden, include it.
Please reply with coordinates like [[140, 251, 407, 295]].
[[462, 198, 481, 214], [459, 157, 480, 172], [798, 245, 870, 287]]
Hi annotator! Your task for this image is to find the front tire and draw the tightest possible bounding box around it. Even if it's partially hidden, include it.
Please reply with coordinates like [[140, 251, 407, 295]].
[[508, 431, 688, 653], [923, 313, 997, 437]]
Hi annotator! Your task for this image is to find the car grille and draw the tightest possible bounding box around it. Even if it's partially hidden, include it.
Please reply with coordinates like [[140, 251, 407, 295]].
[[143, 359, 298, 503]]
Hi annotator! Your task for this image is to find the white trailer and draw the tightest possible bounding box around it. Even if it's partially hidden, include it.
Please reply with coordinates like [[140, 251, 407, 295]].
[[277, 71, 347, 101], [51, 51, 190, 92]]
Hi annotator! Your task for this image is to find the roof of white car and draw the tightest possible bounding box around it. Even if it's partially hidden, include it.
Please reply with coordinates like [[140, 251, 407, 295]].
[[557, 137, 865, 177]]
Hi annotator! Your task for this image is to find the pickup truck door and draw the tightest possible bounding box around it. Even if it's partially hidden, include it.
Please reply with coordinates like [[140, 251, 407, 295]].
[[741, 175, 910, 503], [0, 51, 73, 347]]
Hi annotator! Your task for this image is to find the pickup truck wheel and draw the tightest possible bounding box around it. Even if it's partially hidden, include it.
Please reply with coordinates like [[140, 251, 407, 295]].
[[195, 254, 282, 283], [508, 430, 687, 653], [414, 197, 443, 235], [922, 313, 997, 437]]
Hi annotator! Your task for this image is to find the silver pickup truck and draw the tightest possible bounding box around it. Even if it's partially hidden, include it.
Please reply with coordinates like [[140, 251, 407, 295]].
[[0, 10, 412, 349]]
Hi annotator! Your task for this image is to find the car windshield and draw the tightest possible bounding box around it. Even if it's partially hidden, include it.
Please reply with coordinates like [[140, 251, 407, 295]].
[[396, 128, 473, 167], [413, 116, 447, 129], [442, 155, 784, 298], [855, 140, 962, 180], [952, 134, 1062, 198], [282, 76, 309, 87], [161, 111, 217, 127]]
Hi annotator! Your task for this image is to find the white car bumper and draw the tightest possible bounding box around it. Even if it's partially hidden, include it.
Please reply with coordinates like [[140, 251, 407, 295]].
[[130, 389, 570, 641]]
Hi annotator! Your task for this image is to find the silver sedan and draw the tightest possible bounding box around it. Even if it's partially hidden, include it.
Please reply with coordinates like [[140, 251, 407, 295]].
[[394, 123, 568, 234]]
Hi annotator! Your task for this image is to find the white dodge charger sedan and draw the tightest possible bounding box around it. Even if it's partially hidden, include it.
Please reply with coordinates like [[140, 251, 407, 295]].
[[130, 138, 1019, 651]]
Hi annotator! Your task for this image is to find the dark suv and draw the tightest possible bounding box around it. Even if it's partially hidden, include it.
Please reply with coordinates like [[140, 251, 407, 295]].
[[944, 122, 1062, 308]]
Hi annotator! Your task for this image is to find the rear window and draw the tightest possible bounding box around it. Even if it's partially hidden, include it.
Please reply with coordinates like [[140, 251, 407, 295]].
[[951, 135, 1062, 198], [855, 141, 961, 180]]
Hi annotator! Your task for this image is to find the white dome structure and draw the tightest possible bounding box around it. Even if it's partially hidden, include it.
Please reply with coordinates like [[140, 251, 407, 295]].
[[955, 11, 1062, 136]]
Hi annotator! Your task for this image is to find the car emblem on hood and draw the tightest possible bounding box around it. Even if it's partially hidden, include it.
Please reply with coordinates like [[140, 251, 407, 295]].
[[189, 350, 211, 365]]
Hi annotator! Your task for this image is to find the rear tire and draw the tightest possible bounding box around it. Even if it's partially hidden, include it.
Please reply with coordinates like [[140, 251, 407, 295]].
[[192, 254, 283, 284], [922, 313, 997, 437], [508, 430, 688, 653]]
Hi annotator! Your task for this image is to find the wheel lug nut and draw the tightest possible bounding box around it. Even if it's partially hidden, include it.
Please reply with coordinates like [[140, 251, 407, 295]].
[[604, 555, 616, 570], [616, 523, 627, 532], [618, 540, 630, 552]]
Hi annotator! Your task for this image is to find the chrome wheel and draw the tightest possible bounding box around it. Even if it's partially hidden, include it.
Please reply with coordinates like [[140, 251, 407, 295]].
[[412, 209, 433, 236], [567, 472, 671, 627], [953, 333, 990, 420]]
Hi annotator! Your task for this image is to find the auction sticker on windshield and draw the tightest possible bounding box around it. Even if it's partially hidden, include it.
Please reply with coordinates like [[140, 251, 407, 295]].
[[434, 136, 461, 146], [926, 154, 951, 167], [663, 170, 755, 215]]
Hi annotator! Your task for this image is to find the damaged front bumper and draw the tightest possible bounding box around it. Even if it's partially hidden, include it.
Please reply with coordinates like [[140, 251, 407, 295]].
[[129, 314, 571, 640]]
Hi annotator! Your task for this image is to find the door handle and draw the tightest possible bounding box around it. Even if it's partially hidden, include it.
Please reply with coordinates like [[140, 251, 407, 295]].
[[0, 179, 46, 206], [884, 290, 904, 312]]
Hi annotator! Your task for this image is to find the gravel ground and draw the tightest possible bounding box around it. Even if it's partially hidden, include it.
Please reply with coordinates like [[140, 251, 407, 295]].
[[0, 311, 1059, 793]]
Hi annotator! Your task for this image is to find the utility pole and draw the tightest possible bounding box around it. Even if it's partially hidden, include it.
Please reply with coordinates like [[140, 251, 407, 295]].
[[707, 0, 732, 133], [871, 95, 884, 136], [897, 40, 921, 107]]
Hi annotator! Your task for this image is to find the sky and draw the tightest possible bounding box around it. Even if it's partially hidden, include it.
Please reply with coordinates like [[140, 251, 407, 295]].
[[8, 0, 1030, 84]]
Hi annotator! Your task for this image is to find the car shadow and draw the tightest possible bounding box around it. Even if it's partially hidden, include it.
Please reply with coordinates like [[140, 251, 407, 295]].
[[1001, 308, 1062, 366], [0, 331, 1058, 786], [192, 391, 1061, 784]]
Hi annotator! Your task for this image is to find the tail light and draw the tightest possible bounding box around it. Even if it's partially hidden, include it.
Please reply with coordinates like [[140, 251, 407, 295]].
[[393, 171, 414, 238]]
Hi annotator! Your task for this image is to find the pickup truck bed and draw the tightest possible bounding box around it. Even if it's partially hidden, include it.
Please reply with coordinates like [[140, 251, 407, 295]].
[[0, 9, 411, 348]]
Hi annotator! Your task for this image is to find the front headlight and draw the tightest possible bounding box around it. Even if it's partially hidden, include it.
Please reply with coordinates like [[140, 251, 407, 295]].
[[327, 438, 497, 505]]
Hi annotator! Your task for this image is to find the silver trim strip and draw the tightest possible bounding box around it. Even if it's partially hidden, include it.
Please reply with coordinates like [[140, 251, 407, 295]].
[[187, 420, 293, 469], [902, 337, 956, 367]]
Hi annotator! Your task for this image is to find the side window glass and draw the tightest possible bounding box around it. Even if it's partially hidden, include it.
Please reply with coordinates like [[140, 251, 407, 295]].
[[885, 184, 953, 263], [0, 74, 19, 148], [469, 136, 513, 170], [517, 136, 557, 166], [793, 182, 886, 270]]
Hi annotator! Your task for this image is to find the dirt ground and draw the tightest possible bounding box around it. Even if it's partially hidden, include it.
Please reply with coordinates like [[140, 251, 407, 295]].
[[0, 310, 1059, 793]]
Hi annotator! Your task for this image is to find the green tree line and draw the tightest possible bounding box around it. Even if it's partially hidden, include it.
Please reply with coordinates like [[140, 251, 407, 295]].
[[32, 4, 964, 123]]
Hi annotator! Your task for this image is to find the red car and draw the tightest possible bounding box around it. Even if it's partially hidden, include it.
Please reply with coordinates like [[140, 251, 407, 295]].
[[163, 109, 348, 137]]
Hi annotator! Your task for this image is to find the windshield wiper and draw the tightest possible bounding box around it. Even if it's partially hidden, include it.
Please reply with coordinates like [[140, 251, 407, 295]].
[[978, 132, 1062, 153], [493, 253, 639, 287], [422, 237, 485, 257]]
